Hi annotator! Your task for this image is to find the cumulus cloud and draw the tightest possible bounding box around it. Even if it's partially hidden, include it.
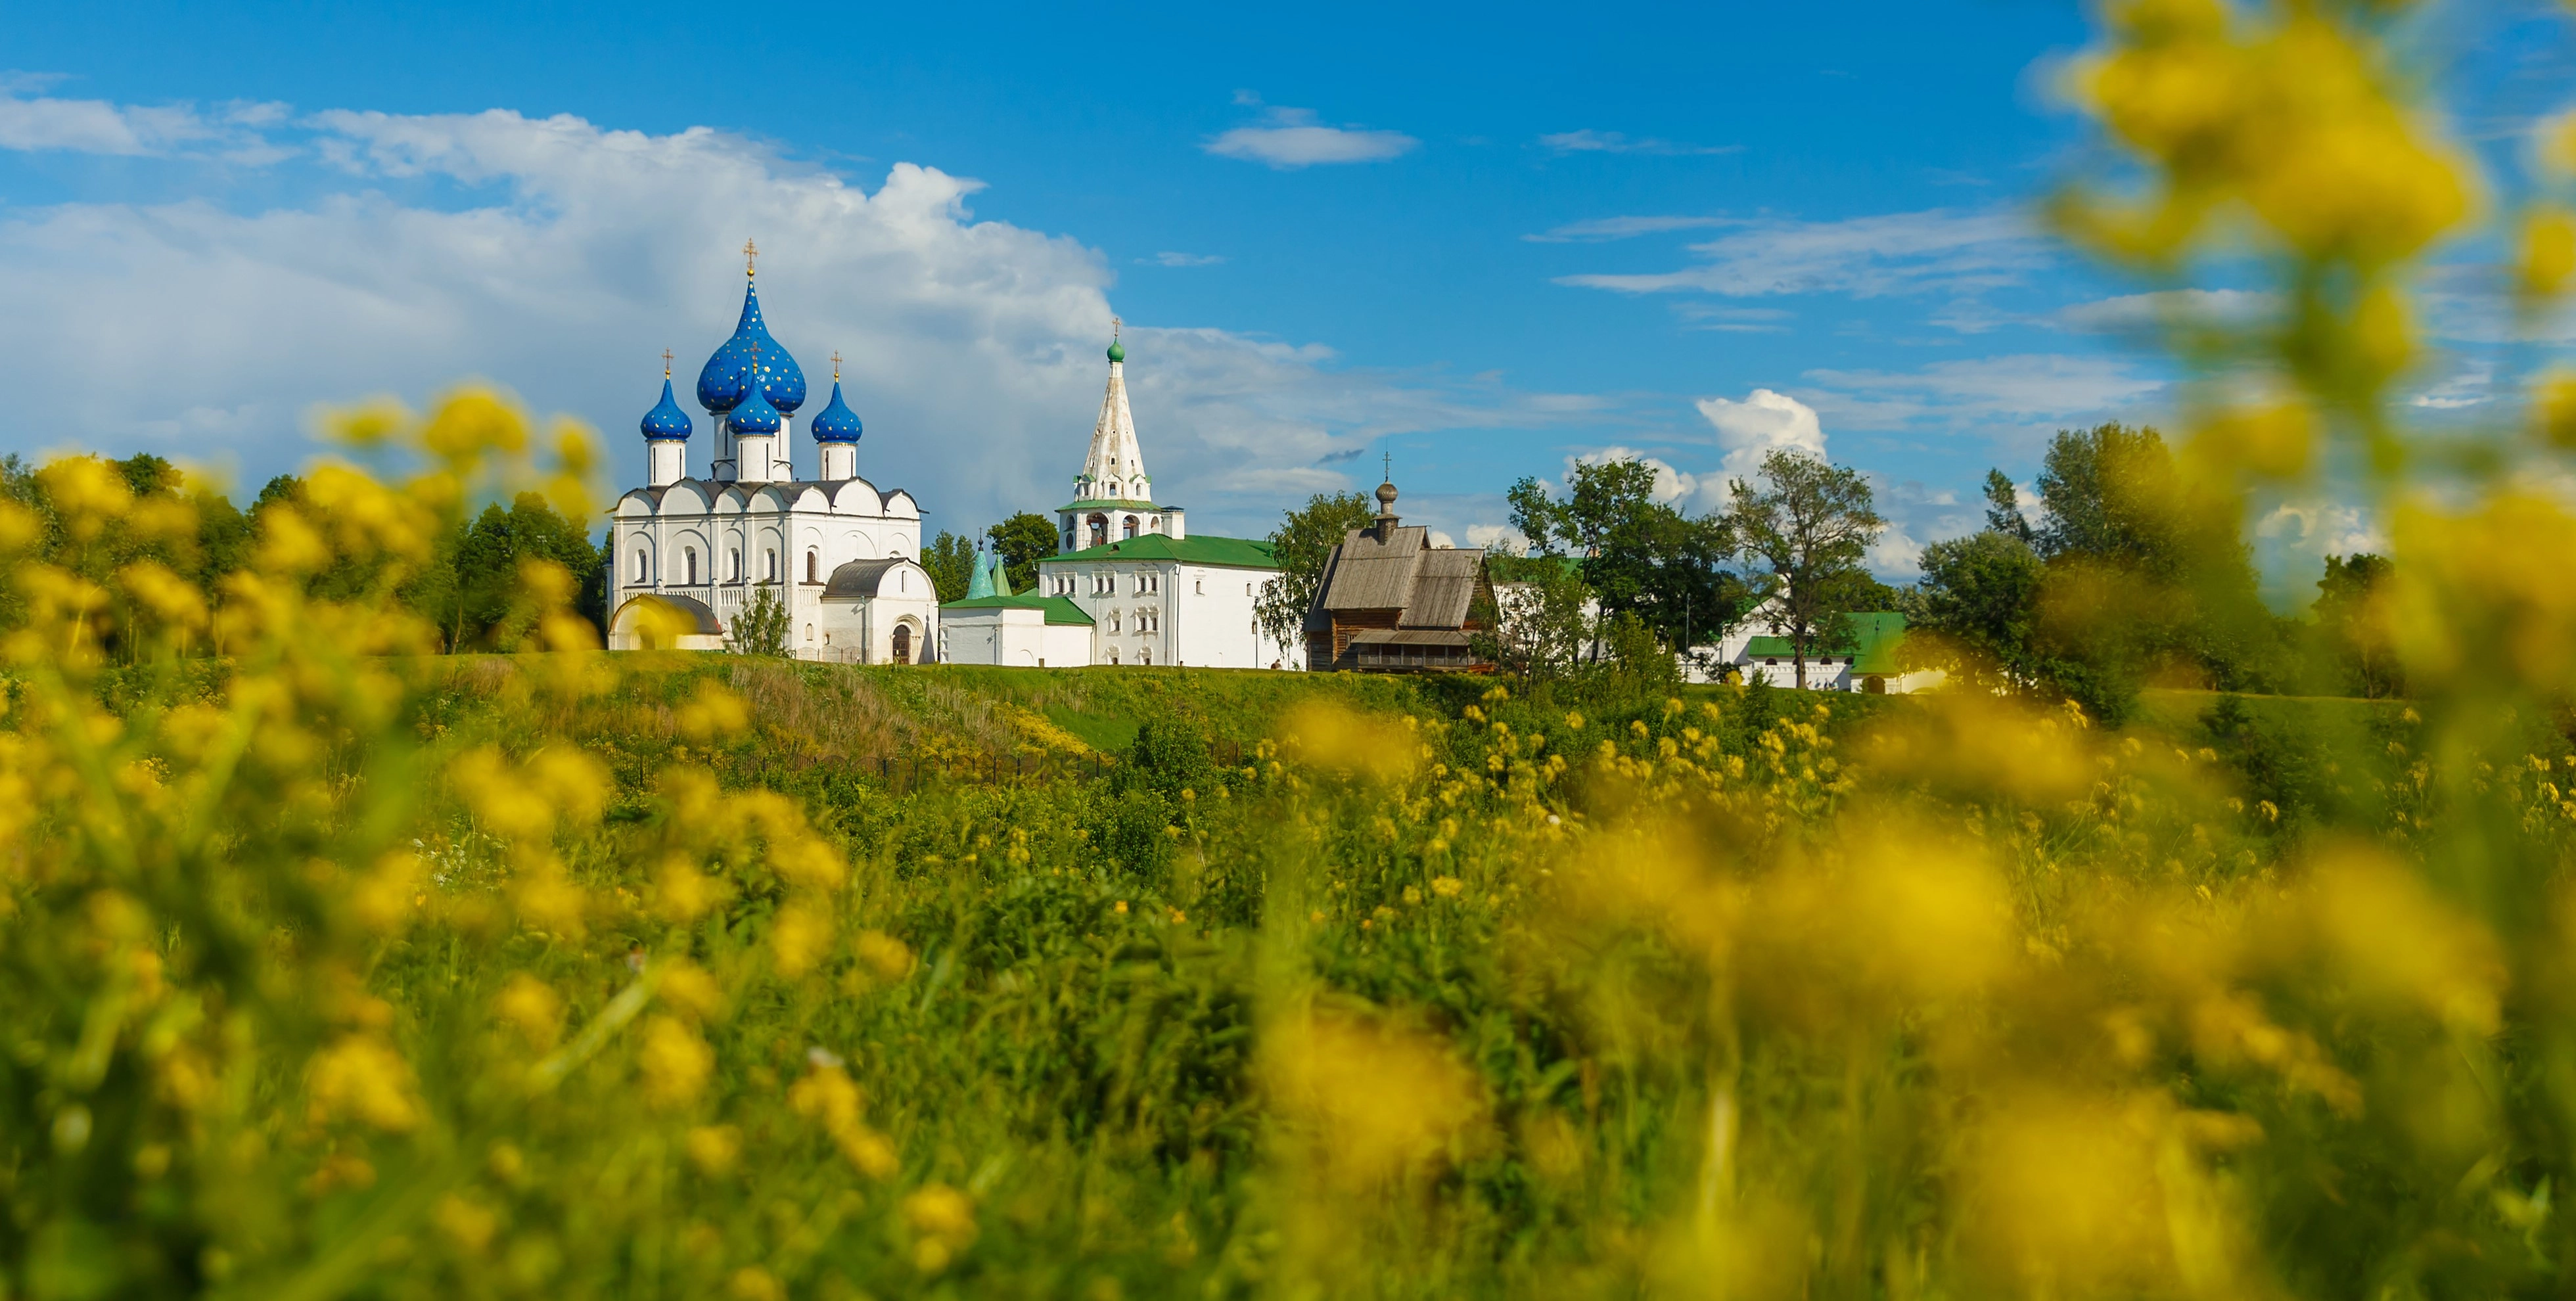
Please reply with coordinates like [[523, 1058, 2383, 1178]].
[[1536, 129, 1739, 157], [1204, 106, 1416, 169], [1555, 207, 2046, 298], [1695, 388, 1828, 480], [0, 102, 1580, 533], [1464, 522, 1529, 556]]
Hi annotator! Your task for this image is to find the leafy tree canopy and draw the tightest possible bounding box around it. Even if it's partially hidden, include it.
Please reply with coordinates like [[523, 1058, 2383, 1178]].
[[1727, 449, 1885, 687], [1256, 491, 1377, 660], [986, 512, 1060, 595], [922, 532, 978, 604]]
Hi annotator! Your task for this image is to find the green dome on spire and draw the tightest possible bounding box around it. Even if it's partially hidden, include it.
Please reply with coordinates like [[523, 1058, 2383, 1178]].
[[1107, 339, 1126, 363]]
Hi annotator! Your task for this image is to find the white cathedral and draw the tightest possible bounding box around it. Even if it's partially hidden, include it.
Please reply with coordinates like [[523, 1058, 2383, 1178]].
[[605, 246, 941, 660], [605, 249, 1295, 670]]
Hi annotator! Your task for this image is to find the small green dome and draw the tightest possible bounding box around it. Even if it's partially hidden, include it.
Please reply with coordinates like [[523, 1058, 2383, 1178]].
[[1107, 339, 1126, 363]]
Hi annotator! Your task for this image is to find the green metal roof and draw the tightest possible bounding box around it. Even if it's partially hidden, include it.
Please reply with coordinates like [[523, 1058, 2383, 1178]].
[[938, 593, 1096, 626], [1040, 533, 1279, 570], [1742, 612, 1908, 675]]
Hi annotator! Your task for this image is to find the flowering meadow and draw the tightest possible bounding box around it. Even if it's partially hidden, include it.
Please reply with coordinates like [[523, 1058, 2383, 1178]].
[[14, 1, 2576, 1296]]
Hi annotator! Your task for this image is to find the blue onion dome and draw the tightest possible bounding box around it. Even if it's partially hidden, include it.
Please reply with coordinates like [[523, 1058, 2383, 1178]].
[[726, 380, 783, 436], [810, 380, 863, 443], [640, 377, 694, 441], [695, 279, 808, 414]]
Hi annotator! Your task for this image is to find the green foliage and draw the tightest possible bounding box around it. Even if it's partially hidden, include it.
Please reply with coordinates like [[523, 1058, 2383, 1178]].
[[1256, 490, 1375, 657], [1507, 456, 1746, 650], [732, 583, 791, 656], [921, 530, 977, 603], [1728, 448, 1885, 686], [1908, 529, 2046, 689], [419, 491, 610, 650], [985, 511, 1060, 593], [2313, 552, 2402, 698], [1480, 554, 1596, 679]]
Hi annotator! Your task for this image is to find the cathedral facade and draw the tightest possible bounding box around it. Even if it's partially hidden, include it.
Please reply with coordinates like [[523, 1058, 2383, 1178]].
[[605, 250, 942, 661]]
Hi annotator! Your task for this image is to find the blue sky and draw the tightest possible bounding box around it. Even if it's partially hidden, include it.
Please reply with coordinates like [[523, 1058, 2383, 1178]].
[[3, 1, 2571, 583]]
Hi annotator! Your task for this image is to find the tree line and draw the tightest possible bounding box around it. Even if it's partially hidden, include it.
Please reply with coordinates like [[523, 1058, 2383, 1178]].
[[1251, 426, 2402, 719], [1908, 422, 2396, 722], [0, 452, 610, 654]]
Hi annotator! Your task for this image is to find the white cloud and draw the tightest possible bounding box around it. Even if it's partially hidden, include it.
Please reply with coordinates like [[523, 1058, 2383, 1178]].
[[0, 103, 1582, 534], [1427, 530, 1457, 549], [2059, 288, 2278, 334], [1146, 252, 1224, 267], [1523, 214, 1730, 244], [1465, 522, 1529, 555], [0, 89, 290, 161], [1799, 355, 2165, 437], [1674, 304, 1791, 333], [1555, 208, 2046, 298], [2408, 357, 2494, 409], [1537, 129, 1739, 157], [1204, 106, 1415, 169], [1695, 388, 1827, 480]]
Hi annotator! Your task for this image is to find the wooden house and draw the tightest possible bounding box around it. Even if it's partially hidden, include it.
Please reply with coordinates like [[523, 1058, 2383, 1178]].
[[1302, 480, 1494, 672]]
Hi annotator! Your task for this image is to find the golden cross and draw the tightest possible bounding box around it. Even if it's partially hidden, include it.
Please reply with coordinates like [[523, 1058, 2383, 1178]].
[[743, 238, 758, 277], [831, 350, 842, 382], [1111, 314, 1122, 342], [660, 348, 673, 378]]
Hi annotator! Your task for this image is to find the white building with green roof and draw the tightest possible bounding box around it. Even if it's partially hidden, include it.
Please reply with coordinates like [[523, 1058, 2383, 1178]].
[[1041, 331, 1295, 667], [1716, 610, 1943, 694]]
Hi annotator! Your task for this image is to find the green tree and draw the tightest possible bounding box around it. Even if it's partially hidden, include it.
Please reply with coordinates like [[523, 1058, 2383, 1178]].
[[1507, 456, 1744, 655], [1728, 449, 1885, 689], [428, 493, 609, 650], [1478, 554, 1596, 679], [731, 583, 791, 656], [1907, 530, 2046, 691], [2029, 422, 2285, 702], [2312, 553, 2401, 698], [1256, 491, 1377, 664], [986, 511, 1060, 594], [922, 531, 977, 603], [1982, 468, 2035, 544]]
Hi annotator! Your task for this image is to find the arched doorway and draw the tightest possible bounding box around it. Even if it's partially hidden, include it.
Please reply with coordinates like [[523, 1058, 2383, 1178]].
[[892, 624, 913, 664], [1863, 674, 1887, 695]]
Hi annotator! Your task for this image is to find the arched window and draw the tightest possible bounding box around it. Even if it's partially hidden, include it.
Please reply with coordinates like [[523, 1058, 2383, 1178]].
[[806, 549, 817, 583], [1122, 516, 1139, 539], [1109, 649, 1120, 666], [764, 549, 777, 582], [1087, 514, 1108, 547], [685, 547, 698, 584], [634, 549, 648, 582], [729, 549, 741, 582], [1139, 647, 1151, 666], [804, 624, 814, 643]]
